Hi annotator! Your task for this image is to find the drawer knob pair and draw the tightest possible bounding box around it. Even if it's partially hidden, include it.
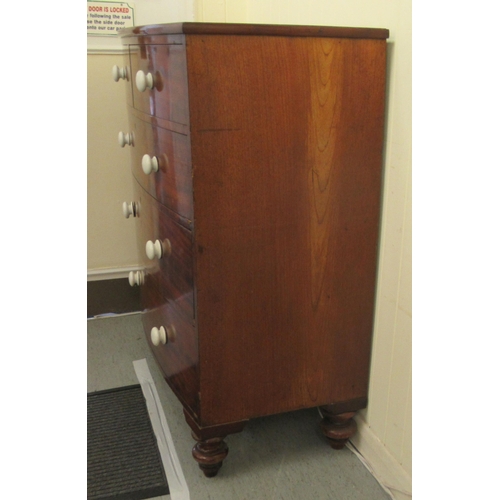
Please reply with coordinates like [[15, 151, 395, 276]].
[[146, 239, 171, 260], [112, 65, 128, 82], [128, 270, 144, 286], [151, 325, 176, 346], [136, 70, 154, 92], [118, 131, 134, 148], [142, 154, 159, 175]]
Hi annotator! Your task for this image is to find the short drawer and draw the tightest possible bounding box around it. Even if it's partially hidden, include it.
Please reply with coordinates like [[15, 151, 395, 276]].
[[141, 299, 199, 416], [132, 181, 194, 320], [129, 43, 189, 124], [129, 113, 193, 221]]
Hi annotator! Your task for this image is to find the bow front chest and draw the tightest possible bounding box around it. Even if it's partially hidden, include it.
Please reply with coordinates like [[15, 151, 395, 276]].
[[114, 22, 389, 477]]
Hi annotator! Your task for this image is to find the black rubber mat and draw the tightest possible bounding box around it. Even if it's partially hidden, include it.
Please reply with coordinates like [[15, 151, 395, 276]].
[[87, 385, 169, 500]]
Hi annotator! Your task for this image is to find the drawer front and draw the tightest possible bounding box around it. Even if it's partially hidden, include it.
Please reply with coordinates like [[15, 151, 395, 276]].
[[133, 181, 194, 320], [129, 43, 189, 124], [129, 113, 193, 221], [142, 299, 199, 416]]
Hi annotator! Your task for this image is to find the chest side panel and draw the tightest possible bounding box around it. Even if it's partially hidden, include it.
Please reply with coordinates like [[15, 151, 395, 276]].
[[187, 34, 387, 426]]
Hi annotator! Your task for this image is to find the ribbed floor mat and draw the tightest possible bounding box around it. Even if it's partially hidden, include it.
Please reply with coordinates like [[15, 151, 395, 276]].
[[87, 385, 169, 500]]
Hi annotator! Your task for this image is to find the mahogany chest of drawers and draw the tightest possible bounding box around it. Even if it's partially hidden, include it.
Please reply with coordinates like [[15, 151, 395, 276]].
[[114, 22, 389, 477]]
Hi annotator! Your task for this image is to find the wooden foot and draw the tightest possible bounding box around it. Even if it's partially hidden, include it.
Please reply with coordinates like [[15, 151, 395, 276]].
[[183, 409, 248, 477], [319, 407, 357, 449], [191, 434, 229, 477]]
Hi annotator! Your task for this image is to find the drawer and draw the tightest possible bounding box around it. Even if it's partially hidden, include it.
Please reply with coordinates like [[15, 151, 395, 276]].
[[132, 181, 194, 320], [129, 113, 193, 221], [142, 299, 199, 416], [129, 43, 189, 124]]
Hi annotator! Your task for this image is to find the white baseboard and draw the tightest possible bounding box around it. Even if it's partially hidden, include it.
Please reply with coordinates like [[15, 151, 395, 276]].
[[134, 359, 190, 500], [87, 48, 129, 55], [349, 415, 412, 499], [87, 266, 142, 282]]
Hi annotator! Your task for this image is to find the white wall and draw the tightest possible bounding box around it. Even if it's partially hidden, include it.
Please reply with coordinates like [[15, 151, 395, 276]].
[[87, 1, 196, 277], [88, 0, 196, 52], [194, 1, 412, 496], [87, 53, 140, 278]]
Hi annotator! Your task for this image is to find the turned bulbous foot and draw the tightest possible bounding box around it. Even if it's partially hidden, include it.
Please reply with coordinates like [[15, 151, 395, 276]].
[[183, 409, 248, 478], [319, 408, 357, 449], [191, 435, 229, 477]]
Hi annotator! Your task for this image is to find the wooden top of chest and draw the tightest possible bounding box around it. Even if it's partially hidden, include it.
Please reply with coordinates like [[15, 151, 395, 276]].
[[119, 22, 389, 40]]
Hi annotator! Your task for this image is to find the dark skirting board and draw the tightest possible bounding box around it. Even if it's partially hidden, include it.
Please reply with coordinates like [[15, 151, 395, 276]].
[[87, 385, 169, 500], [87, 278, 141, 318]]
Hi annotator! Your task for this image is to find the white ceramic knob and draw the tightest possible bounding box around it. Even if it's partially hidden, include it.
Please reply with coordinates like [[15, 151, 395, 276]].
[[122, 201, 138, 218], [136, 70, 154, 92], [118, 131, 134, 147], [112, 65, 128, 82], [145, 239, 172, 259], [142, 154, 159, 175], [151, 325, 176, 346], [151, 326, 166, 346], [146, 239, 162, 260], [128, 270, 144, 286]]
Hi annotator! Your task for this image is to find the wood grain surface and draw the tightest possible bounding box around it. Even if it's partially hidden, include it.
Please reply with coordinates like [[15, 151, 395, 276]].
[[128, 111, 193, 223], [120, 22, 389, 40], [129, 42, 190, 125], [132, 180, 194, 320], [186, 35, 387, 426], [122, 26, 388, 439], [141, 298, 199, 416], [133, 179, 199, 415]]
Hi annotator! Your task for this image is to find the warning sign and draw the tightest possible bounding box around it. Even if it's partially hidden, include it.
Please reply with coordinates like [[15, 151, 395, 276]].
[[87, 2, 135, 36]]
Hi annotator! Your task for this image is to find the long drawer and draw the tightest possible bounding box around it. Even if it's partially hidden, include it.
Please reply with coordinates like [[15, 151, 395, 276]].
[[133, 180, 194, 320], [128, 112, 193, 221], [141, 298, 199, 417], [129, 43, 189, 125]]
